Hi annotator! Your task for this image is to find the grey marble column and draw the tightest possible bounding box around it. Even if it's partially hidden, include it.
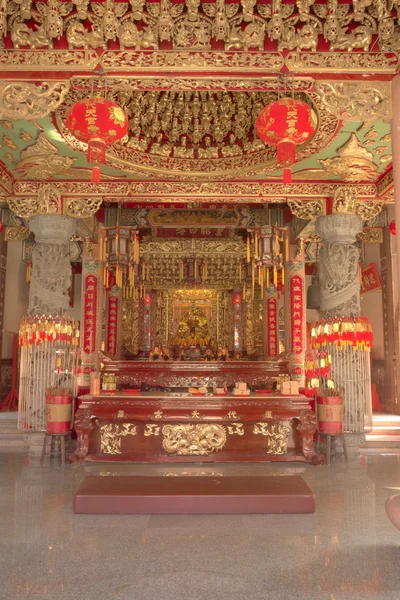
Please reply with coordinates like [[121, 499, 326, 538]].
[[316, 213, 372, 449], [28, 214, 76, 316]]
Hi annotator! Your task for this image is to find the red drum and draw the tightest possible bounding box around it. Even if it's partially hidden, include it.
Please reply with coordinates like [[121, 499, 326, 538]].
[[46, 395, 72, 433], [317, 396, 343, 435]]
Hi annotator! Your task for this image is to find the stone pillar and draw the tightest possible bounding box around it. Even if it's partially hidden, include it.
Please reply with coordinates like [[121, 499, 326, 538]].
[[28, 214, 76, 315], [80, 239, 104, 388], [18, 214, 76, 446], [316, 212, 372, 451], [317, 213, 362, 318], [285, 241, 306, 385]]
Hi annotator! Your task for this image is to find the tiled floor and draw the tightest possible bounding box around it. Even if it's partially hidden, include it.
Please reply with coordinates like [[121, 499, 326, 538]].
[[1, 450, 400, 600]]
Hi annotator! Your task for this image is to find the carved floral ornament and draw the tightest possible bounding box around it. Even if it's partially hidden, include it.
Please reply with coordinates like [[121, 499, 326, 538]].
[[7, 184, 103, 219], [333, 187, 384, 220], [10, 180, 380, 200], [0, 81, 70, 121], [0, 0, 399, 58]]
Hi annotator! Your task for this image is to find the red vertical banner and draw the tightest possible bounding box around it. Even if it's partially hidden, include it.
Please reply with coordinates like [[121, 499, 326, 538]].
[[83, 274, 98, 355], [290, 275, 303, 354], [267, 297, 278, 358], [107, 295, 119, 356]]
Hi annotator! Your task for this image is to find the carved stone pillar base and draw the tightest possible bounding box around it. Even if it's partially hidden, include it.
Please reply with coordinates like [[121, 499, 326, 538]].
[[344, 433, 366, 458]]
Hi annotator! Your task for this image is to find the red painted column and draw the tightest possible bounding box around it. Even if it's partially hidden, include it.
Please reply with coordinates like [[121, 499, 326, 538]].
[[79, 240, 104, 389], [105, 287, 122, 359], [285, 241, 306, 385], [264, 286, 279, 360]]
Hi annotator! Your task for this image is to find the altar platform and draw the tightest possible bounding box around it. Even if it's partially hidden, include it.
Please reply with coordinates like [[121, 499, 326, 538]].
[[72, 390, 321, 464], [74, 475, 316, 514]]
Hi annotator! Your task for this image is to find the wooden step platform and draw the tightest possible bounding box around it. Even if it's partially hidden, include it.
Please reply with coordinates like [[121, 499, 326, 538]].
[[73, 475, 315, 515]]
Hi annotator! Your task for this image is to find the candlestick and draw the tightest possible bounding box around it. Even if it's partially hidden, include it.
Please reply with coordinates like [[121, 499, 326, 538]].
[[251, 259, 255, 299], [285, 231, 289, 261]]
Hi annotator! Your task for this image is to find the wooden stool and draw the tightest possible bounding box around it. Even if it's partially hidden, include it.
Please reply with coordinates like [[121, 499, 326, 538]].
[[317, 433, 348, 466], [40, 432, 72, 466]]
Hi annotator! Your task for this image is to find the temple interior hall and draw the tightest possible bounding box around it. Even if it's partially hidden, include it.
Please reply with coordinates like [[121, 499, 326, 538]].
[[2, 1, 400, 599]]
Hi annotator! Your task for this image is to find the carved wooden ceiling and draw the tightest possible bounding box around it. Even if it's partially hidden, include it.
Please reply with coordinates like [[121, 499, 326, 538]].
[[0, 0, 395, 206]]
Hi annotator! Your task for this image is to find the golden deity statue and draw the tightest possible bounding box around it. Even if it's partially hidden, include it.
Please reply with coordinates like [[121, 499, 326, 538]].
[[172, 306, 211, 349]]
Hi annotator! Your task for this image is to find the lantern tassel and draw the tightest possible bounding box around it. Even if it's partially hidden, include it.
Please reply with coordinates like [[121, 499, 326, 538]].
[[283, 167, 292, 184], [92, 166, 101, 182], [277, 140, 296, 166]]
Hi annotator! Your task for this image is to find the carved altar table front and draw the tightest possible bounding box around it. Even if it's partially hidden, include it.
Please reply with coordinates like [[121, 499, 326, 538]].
[[73, 392, 321, 464], [102, 359, 287, 389]]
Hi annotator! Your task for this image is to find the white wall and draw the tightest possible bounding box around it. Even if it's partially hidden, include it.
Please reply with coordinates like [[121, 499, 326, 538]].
[[360, 243, 385, 359], [2, 242, 29, 359]]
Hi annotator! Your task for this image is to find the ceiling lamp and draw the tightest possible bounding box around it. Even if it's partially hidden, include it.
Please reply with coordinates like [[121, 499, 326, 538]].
[[255, 97, 317, 184], [66, 97, 128, 182]]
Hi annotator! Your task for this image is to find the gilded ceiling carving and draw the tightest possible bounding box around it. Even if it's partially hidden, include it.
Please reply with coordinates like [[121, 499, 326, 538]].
[[315, 81, 391, 126], [9, 181, 382, 203], [4, 226, 30, 241], [55, 88, 339, 178], [288, 199, 324, 221], [0, 81, 70, 121], [319, 134, 379, 182], [15, 132, 77, 180], [8, 183, 103, 219], [377, 169, 394, 195], [140, 236, 246, 288], [70, 76, 314, 93], [0, 0, 399, 57], [285, 51, 398, 73], [333, 186, 384, 220], [100, 50, 285, 71], [357, 227, 383, 244]]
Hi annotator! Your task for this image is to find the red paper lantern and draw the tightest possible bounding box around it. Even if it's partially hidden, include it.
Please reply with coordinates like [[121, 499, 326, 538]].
[[255, 97, 317, 183], [66, 97, 128, 182], [0, 221, 3, 233], [389, 219, 396, 235]]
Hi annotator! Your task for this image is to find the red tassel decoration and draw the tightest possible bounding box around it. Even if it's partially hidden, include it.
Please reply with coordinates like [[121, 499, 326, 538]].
[[277, 140, 296, 166], [283, 168, 292, 184], [92, 166, 101, 182]]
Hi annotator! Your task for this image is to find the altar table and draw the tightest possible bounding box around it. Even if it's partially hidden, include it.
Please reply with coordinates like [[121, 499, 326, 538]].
[[101, 359, 287, 390], [72, 392, 321, 464]]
